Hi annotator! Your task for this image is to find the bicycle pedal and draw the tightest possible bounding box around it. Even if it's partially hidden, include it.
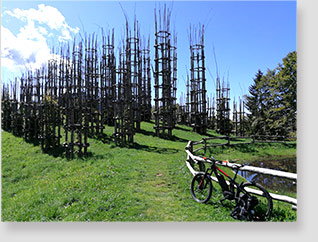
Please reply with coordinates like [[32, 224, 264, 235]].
[[223, 192, 234, 200]]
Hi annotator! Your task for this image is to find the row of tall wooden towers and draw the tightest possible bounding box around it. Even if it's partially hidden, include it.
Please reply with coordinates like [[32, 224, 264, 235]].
[[2, 6, 246, 158]]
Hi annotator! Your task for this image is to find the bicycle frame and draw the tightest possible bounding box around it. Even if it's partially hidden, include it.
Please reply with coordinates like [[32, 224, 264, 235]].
[[203, 159, 245, 200], [204, 161, 234, 181]]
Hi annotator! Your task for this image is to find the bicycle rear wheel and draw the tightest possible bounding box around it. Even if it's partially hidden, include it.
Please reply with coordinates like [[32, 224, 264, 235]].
[[190, 173, 212, 203], [239, 182, 273, 220]]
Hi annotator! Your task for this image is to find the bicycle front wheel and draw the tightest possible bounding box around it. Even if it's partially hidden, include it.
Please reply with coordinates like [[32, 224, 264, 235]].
[[239, 182, 273, 220], [190, 173, 212, 203]]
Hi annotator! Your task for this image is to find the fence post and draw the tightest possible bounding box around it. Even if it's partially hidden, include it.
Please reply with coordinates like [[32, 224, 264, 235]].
[[203, 138, 207, 153], [186, 140, 193, 153]]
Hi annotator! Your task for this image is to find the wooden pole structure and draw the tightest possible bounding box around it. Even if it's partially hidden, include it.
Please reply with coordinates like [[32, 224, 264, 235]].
[[153, 5, 176, 137], [186, 74, 190, 126], [233, 98, 238, 136], [189, 24, 207, 134], [113, 37, 135, 145], [101, 29, 116, 127], [140, 36, 152, 121], [216, 77, 231, 135], [127, 19, 141, 132]]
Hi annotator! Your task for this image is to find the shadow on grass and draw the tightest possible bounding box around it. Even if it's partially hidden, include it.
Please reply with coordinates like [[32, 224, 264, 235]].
[[136, 128, 155, 137], [206, 198, 271, 221], [44, 145, 66, 158], [23, 135, 97, 160], [45, 146, 96, 160], [24, 137, 40, 146], [210, 199, 235, 211], [174, 126, 191, 132], [167, 135, 188, 143], [136, 127, 189, 143], [23, 136, 68, 158], [139, 120, 155, 124], [88, 129, 180, 154], [128, 142, 179, 154], [94, 133, 114, 144]]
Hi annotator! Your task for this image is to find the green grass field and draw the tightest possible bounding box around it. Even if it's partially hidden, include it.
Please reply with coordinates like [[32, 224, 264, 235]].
[[1, 121, 296, 221]]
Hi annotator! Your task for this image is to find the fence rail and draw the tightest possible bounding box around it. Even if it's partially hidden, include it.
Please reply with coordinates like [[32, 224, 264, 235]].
[[191, 135, 296, 153], [185, 141, 297, 208]]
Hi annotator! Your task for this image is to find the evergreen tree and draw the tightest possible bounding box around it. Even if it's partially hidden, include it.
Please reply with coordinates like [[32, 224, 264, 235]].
[[276, 51, 297, 134], [244, 70, 266, 135], [244, 51, 297, 137]]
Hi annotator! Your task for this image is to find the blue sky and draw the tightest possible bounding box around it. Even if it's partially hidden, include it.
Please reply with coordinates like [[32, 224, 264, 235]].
[[1, 0, 296, 104]]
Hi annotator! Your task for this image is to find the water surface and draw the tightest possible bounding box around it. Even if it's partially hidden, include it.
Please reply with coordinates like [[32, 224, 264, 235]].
[[238, 158, 296, 193]]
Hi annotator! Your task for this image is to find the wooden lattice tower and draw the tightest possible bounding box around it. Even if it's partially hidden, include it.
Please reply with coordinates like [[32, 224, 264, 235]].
[[153, 6, 177, 137], [1, 80, 21, 134], [8, 77, 23, 136], [21, 73, 31, 140], [207, 94, 216, 130], [216, 77, 231, 135], [42, 56, 61, 150], [177, 92, 188, 124], [232, 97, 245, 136], [113, 42, 135, 145], [85, 34, 102, 136], [124, 20, 141, 131], [100, 29, 116, 126], [1, 83, 11, 131], [171, 33, 177, 126], [185, 74, 190, 126], [140, 36, 152, 121], [238, 97, 245, 136], [232, 98, 238, 136], [24, 72, 41, 141], [58, 48, 66, 136], [189, 24, 207, 134], [63, 41, 90, 158], [35, 69, 44, 148]]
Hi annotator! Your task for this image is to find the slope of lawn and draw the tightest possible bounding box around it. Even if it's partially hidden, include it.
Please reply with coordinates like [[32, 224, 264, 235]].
[[1, 121, 296, 221]]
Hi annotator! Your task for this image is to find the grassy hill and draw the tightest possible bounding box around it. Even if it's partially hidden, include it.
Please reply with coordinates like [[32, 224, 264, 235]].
[[1, 121, 296, 221]]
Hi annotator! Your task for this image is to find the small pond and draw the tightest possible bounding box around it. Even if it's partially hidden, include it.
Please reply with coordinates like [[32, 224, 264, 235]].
[[237, 158, 296, 193]]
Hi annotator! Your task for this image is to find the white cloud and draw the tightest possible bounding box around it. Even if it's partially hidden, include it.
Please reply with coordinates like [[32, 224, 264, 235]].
[[1, 25, 48, 72], [4, 4, 79, 40], [38, 26, 48, 36], [1, 4, 80, 73]]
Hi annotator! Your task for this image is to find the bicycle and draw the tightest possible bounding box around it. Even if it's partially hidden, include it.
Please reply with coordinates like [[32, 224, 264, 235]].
[[190, 156, 273, 221]]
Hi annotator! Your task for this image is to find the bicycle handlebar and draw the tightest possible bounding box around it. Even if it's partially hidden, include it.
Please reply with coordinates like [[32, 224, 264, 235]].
[[201, 156, 224, 165], [201, 156, 247, 170]]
